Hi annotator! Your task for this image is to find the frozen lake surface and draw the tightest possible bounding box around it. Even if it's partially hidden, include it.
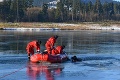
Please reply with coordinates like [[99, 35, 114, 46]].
[[0, 30, 120, 80]]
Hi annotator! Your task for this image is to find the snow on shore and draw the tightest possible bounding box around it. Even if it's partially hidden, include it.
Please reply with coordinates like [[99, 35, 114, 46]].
[[49, 23, 120, 30], [2, 27, 60, 31], [1, 23, 120, 30], [88, 25, 120, 30]]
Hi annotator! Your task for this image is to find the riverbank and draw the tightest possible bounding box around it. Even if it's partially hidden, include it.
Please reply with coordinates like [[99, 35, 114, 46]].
[[0, 22, 120, 30]]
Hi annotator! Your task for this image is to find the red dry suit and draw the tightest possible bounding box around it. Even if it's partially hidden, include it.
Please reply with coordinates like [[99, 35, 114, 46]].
[[26, 40, 40, 56], [45, 36, 56, 54], [52, 46, 63, 55]]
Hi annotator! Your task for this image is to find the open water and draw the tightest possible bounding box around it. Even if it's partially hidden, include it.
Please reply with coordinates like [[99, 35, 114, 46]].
[[0, 30, 120, 80]]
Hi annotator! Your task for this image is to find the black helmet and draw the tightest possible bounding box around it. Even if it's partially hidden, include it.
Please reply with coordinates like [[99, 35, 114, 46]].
[[37, 40, 41, 44], [62, 45, 65, 49], [71, 56, 82, 62], [54, 35, 58, 39]]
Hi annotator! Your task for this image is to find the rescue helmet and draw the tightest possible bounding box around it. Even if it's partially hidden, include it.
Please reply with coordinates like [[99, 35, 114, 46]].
[[62, 45, 65, 49], [54, 35, 58, 39], [37, 40, 41, 44]]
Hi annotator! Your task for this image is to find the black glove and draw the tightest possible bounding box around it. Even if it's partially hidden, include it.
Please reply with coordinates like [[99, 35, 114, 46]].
[[28, 56, 30, 60]]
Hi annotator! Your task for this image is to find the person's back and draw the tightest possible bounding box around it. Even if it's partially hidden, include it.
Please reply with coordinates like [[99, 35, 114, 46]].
[[26, 40, 41, 60], [45, 35, 58, 54], [55, 46, 63, 54], [51, 45, 65, 55], [45, 37, 56, 48], [27, 41, 39, 49]]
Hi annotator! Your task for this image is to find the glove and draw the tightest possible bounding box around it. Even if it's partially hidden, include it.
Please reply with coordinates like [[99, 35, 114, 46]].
[[36, 50, 40, 53], [52, 46, 55, 49], [28, 56, 30, 60], [27, 54, 30, 60]]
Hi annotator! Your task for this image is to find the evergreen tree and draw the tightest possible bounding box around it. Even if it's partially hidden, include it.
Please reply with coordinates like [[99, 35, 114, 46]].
[[108, 2, 114, 20], [94, 0, 103, 21], [42, 3, 48, 22], [64, 0, 72, 21], [87, 1, 93, 21], [103, 2, 109, 20], [55, 1, 64, 22], [0, 0, 33, 22]]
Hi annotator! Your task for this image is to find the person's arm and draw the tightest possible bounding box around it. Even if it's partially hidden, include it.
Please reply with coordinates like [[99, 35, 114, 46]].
[[51, 38, 56, 49], [35, 42, 40, 52], [36, 46, 40, 52]]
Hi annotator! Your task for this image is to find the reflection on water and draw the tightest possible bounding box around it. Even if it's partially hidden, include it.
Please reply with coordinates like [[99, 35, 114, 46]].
[[27, 62, 63, 80]]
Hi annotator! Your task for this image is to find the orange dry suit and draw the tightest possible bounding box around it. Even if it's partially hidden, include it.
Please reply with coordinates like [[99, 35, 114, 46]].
[[52, 46, 64, 55], [45, 36, 56, 54], [26, 40, 40, 56]]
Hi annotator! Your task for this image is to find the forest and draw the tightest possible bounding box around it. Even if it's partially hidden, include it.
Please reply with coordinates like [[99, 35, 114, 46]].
[[0, 0, 120, 22]]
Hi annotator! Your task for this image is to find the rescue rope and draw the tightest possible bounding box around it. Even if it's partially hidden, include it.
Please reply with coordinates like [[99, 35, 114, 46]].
[[0, 66, 26, 79]]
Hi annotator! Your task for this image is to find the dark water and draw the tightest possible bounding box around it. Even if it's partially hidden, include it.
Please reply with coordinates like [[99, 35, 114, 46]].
[[0, 30, 120, 80]]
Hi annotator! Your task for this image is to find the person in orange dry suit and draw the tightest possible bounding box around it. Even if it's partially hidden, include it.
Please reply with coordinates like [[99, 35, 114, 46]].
[[51, 45, 65, 55], [26, 40, 41, 60], [45, 35, 58, 54]]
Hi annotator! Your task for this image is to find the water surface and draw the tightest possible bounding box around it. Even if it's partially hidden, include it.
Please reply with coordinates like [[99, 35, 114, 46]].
[[0, 30, 120, 80]]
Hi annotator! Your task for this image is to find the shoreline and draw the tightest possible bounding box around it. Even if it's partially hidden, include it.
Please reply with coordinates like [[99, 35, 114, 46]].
[[0, 22, 120, 30]]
